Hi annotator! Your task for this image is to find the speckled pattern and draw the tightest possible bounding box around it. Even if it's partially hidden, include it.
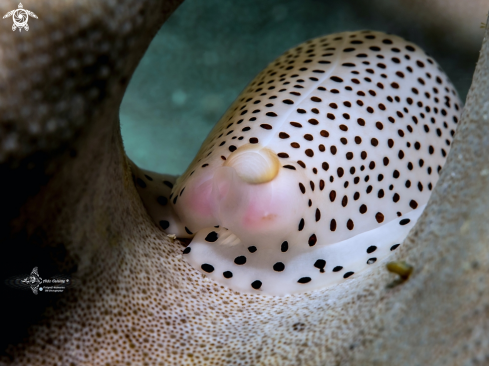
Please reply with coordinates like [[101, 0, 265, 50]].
[[1, 1, 488, 365], [0, 0, 145, 166], [349, 17, 489, 365]]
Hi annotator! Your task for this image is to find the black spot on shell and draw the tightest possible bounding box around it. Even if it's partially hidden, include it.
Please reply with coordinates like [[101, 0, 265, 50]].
[[400, 219, 411, 225], [314, 259, 326, 273], [266, 112, 277, 117], [308, 234, 317, 246], [163, 180, 174, 189], [333, 266, 343, 272], [157, 196, 168, 206], [304, 133, 314, 141], [234, 256, 247, 265], [298, 277, 311, 284], [298, 218, 305, 231], [343, 272, 354, 278], [367, 246, 377, 254], [248, 246, 257, 253], [159, 220, 169, 230], [329, 190, 336, 202], [223, 271, 233, 279], [281, 241, 289, 252], [391, 244, 400, 251], [201, 264, 214, 273], [330, 219, 337, 231], [136, 178, 146, 188], [205, 231, 218, 242], [273, 262, 285, 272], [183, 247, 191, 254], [251, 280, 262, 290]]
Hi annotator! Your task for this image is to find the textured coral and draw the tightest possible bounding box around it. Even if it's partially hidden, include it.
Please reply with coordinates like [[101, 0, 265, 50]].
[[0, 1, 488, 365]]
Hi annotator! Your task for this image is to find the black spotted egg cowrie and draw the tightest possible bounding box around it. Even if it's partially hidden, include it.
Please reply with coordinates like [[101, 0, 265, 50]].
[[131, 30, 461, 296]]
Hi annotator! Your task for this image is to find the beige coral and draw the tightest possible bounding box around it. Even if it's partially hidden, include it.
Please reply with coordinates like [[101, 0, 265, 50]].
[[0, 1, 488, 365]]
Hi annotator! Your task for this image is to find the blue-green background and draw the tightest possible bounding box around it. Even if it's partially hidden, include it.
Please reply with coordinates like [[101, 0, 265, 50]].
[[121, 0, 479, 175]]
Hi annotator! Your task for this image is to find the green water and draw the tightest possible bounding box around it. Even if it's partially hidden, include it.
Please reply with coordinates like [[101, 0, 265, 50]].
[[121, 0, 478, 176]]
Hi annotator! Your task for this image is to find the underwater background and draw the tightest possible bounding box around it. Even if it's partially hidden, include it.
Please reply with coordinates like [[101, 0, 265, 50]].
[[121, 0, 482, 176]]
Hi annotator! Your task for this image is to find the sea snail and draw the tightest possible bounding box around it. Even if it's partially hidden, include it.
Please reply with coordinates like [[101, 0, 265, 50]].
[[131, 30, 461, 296]]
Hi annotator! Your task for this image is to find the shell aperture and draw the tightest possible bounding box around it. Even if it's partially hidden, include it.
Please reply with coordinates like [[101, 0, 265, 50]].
[[132, 30, 461, 296]]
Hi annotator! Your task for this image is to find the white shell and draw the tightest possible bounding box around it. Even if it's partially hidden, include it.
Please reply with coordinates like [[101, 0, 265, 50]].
[[133, 30, 462, 296]]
